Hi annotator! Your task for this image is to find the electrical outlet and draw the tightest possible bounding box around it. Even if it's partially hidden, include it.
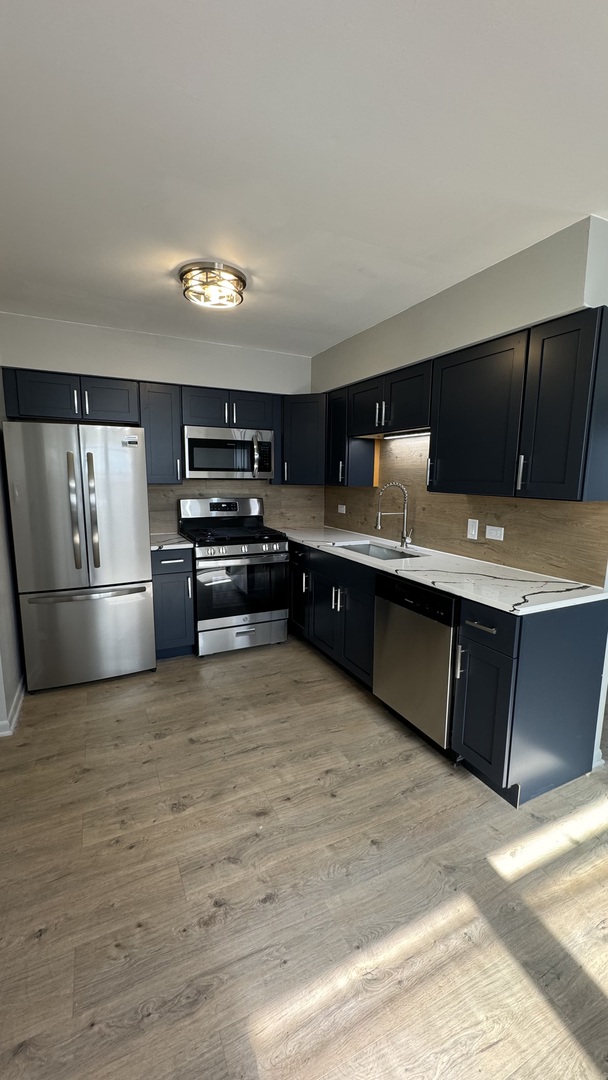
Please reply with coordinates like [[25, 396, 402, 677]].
[[485, 525, 504, 541], [466, 518, 478, 540], [337, 504, 346, 514]]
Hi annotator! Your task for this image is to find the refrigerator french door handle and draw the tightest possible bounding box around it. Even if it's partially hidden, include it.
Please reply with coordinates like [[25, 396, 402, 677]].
[[86, 452, 101, 568], [66, 452, 83, 570]]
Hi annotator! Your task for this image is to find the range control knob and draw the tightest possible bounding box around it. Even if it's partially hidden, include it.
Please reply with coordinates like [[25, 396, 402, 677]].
[[208, 547, 216, 556], [262, 543, 269, 552], [272, 543, 279, 551], [241, 544, 248, 553]]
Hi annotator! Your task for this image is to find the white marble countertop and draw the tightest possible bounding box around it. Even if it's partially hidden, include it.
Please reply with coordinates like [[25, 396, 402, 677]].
[[150, 532, 193, 551], [285, 527, 608, 615]]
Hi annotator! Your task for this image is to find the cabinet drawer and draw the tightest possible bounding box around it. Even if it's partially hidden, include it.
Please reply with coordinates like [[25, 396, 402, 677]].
[[459, 600, 519, 656], [151, 549, 192, 575]]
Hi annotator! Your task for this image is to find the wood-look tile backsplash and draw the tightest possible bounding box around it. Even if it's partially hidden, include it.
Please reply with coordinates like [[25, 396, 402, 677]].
[[149, 480, 325, 535], [324, 435, 608, 586]]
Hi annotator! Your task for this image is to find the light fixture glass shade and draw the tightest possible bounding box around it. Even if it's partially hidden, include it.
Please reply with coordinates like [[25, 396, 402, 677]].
[[179, 262, 246, 309]]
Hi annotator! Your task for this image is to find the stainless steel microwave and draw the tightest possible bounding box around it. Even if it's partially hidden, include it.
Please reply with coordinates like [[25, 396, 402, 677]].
[[183, 426, 274, 480]]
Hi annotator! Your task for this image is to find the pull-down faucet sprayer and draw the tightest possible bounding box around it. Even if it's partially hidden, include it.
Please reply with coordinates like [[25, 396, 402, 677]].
[[375, 481, 411, 549]]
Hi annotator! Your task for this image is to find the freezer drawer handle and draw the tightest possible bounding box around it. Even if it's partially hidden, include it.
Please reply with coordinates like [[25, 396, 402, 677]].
[[86, 452, 101, 568], [26, 586, 148, 604], [66, 451, 83, 570], [464, 619, 497, 635]]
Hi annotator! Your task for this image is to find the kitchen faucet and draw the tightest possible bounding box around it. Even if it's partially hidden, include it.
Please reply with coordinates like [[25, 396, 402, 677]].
[[375, 481, 411, 549]]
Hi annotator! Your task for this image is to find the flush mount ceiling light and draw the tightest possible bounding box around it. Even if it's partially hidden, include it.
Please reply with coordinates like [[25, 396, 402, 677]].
[[179, 261, 246, 309]]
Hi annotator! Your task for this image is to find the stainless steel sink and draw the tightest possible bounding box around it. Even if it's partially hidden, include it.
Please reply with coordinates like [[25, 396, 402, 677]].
[[337, 542, 424, 561]]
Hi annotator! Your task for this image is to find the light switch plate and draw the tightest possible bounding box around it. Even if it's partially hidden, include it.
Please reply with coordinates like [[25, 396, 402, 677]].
[[338, 504, 346, 514], [486, 524, 504, 541], [466, 518, 478, 540]]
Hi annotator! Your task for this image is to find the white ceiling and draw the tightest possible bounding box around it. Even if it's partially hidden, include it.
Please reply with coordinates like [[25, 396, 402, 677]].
[[2, 0, 608, 359]]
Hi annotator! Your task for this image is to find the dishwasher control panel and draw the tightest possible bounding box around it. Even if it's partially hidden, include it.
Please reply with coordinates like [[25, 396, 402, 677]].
[[375, 572, 456, 627]]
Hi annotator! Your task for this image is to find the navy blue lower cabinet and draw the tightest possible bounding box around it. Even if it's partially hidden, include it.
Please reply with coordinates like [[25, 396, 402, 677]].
[[451, 599, 608, 805], [301, 550, 375, 687], [288, 545, 309, 635], [152, 551, 195, 658]]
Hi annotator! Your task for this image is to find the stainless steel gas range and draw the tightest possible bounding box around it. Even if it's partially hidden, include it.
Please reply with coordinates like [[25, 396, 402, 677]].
[[178, 497, 289, 656]]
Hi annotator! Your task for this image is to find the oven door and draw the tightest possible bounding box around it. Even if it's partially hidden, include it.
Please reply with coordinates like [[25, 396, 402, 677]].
[[196, 553, 288, 630]]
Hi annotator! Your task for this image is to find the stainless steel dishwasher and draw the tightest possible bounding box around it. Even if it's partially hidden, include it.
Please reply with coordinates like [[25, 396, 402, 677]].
[[373, 574, 457, 748]]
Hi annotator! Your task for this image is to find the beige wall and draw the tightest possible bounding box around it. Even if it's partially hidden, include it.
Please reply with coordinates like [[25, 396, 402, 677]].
[[324, 435, 608, 587], [311, 218, 594, 391], [0, 313, 312, 395], [149, 480, 325, 536]]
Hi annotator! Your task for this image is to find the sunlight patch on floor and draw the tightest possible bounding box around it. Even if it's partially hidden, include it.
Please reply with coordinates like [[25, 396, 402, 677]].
[[487, 795, 608, 882]]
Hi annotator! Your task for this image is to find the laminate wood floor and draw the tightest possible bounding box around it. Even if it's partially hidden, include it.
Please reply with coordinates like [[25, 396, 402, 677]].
[[1, 638, 608, 1079]]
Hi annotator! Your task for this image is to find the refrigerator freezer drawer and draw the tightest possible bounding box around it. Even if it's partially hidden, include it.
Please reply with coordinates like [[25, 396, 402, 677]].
[[20, 583, 155, 691]]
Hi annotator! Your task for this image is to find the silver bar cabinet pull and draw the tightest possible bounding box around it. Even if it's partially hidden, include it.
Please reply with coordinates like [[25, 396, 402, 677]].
[[66, 451, 82, 570], [426, 458, 432, 486], [331, 586, 336, 610], [338, 460, 344, 483], [160, 558, 185, 565], [187, 576, 192, 599], [84, 390, 90, 416], [375, 402, 380, 427], [465, 619, 497, 635], [302, 572, 307, 593], [516, 454, 525, 491], [284, 462, 288, 482], [455, 644, 465, 679], [232, 402, 237, 425], [73, 390, 79, 414], [86, 452, 101, 568], [224, 402, 229, 424], [336, 587, 342, 613], [176, 458, 181, 481], [381, 400, 386, 426]]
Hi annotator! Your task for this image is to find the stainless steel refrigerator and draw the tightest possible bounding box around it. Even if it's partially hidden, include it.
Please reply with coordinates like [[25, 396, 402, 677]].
[[3, 421, 155, 691]]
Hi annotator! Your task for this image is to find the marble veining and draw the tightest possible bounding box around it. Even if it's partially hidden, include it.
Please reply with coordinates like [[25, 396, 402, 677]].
[[285, 527, 607, 615]]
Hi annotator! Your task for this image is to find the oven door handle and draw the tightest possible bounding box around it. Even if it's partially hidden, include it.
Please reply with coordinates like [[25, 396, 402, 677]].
[[196, 554, 289, 570], [252, 431, 260, 478]]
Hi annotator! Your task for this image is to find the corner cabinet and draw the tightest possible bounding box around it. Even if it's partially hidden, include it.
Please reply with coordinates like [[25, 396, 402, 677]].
[[3, 369, 140, 424], [428, 307, 608, 501], [282, 394, 327, 485], [326, 388, 376, 487], [347, 361, 431, 436], [451, 598, 608, 805], [140, 382, 182, 484], [151, 549, 195, 658]]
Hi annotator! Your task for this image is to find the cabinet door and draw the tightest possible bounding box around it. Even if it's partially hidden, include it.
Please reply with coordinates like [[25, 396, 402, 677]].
[[6, 369, 82, 419], [283, 394, 327, 485], [348, 377, 385, 436], [308, 572, 339, 657], [289, 553, 309, 634], [451, 638, 517, 787], [182, 385, 230, 427], [153, 571, 194, 654], [384, 361, 431, 432], [518, 309, 600, 500], [340, 585, 374, 686], [229, 390, 274, 430], [428, 332, 527, 496], [140, 382, 182, 485], [326, 389, 348, 485], [80, 376, 140, 423]]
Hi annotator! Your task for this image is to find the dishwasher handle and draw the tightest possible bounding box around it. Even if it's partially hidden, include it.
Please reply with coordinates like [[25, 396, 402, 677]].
[[375, 572, 456, 627]]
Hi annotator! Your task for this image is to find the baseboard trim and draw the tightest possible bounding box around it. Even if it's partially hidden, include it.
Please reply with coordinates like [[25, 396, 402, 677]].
[[0, 678, 25, 736]]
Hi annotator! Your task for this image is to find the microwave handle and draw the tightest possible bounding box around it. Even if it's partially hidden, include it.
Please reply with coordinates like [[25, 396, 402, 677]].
[[252, 431, 260, 478]]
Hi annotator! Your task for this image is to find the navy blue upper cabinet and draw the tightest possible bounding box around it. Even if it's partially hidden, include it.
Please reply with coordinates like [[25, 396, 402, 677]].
[[282, 394, 327, 485], [518, 309, 602, 501], [428, 332, 528, 496], [348, 376, 385, 436], [326, 388, 375, 487], [140, 382, 182, 485], [182, 385, 274, 429], [348, 362, 431, 436], [3, 369, 140, 423], [428, 308, 608, 501]]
